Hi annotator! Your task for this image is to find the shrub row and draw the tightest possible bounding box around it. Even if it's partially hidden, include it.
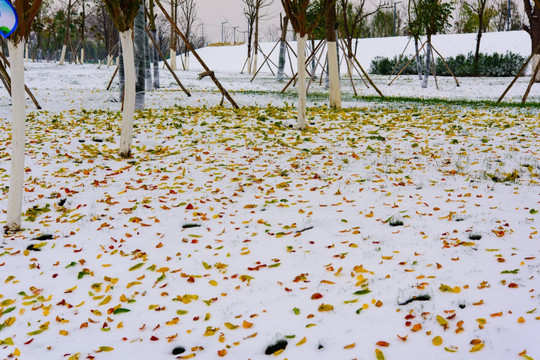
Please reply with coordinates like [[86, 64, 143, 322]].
[[369, 52, 525, 77]]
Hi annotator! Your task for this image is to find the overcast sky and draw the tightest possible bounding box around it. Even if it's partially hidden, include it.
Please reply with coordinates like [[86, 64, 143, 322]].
[[195, 0, 284, 43]]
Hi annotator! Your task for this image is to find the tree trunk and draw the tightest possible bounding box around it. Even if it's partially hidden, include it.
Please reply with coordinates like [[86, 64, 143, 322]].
[[81, 48, 85, 64], [145, 24, 152, 91], [252, 2, 260, 75], [326, 3, 341, 109], [422, 38, 432, 88], [119, 30, 136, 158], [297, 34, 307, 130], [524, 0, 540, 81], [59, 0, 72, 65], [473, 12, 483, 76], [134, 3, 146, 110], [415, 37, 422, 80], [276, 16, 288, 82], [170, 0, 177, 70], [6, 40, 26, 232], [152, 30, 160, 88], [59, 44, 67, 65], [149, 0, 160, 88]]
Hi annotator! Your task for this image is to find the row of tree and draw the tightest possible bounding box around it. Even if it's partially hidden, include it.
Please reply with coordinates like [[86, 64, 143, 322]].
[[21, 0, 204, 67]]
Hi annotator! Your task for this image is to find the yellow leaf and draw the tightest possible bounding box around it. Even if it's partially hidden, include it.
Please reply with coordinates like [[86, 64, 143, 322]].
[[98, 295, 112, 306], [13, 348, 20, 356], [59, 330, 69, 336], [224, 322, 238, 330], [344, 343, 355, 349], [437, 315, 448, 327], [67, 353, 80, 360], [433, 336, 443, 346], [209, 280, 218, 286], [296, 337, 307, 346], [318, 304, 334, 312], [98, 346, 114, 352], [444, 347, 458, 353], [470, 343, 485, 352], [375, 348, 385, 360]]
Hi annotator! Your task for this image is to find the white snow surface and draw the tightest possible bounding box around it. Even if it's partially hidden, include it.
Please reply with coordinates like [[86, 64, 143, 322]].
[[0, 32, 539, 360]]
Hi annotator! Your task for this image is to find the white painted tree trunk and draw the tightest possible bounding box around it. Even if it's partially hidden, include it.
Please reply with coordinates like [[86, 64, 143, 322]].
[[170, 48, 177, 70], [6, 41, 26, 232], [81, 48, 85, 64], [119, 30, 136, 158], [296, 34, 307, 130], [422, 41, 432, 88], [327, 41, 341, 109], [246, 56, 252, 74], [24, 44, 29, 62], [532, 54, 540, 82], [59, 44, 67, 65], [251, 53, 258, 75]]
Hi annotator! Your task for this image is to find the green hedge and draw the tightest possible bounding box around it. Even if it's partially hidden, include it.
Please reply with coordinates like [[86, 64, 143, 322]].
[[369, 52, 525, 77]]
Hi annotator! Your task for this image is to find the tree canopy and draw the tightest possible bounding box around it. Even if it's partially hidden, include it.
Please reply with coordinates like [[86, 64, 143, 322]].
[[101, 0, 142, 32]]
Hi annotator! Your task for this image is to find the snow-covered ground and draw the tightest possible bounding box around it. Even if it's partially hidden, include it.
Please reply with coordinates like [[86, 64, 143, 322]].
[[0, 32, 539, 360]]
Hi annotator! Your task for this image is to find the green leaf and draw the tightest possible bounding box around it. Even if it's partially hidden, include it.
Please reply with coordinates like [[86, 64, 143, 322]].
[[113, 308, 131, 314], [177, 310, 188, 315], [129, 263, 144, 271], [293, 307, 300, 315], [529, 209, 538, 214], [65, 261, 77, 268], [1, 307, 15, 315], [501, 269, 519, 274], [353, 289, 371, 295]]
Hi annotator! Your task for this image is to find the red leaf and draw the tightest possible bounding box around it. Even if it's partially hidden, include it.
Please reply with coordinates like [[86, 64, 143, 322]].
[[150, 336, 159, 341], [186, 204, 194, 210], [311, 293, 323, 300]]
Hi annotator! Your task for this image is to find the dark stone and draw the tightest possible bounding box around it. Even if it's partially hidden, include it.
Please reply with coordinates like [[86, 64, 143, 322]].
[[26, 244, 41, 251], [265, 340, 288, 355], [58, 199, 67, 207], [172, 346, 185, 355], [182, 224, 201, 229], [32, 234, 53, 241], [398, 294, 431, 306]]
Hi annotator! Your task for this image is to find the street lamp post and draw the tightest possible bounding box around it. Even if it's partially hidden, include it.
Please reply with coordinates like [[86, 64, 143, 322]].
[[221, 21, 228, 43], [393, 1, 402, 36], [233, 26, 239, 44]]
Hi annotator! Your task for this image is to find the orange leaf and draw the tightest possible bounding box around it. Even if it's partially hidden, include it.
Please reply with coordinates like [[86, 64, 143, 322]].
[[344, 343, 355, 349], [311, 293, 323, 300], [217, 349, 227, 357], [242, 321, 253, 329], [376, 341, 389, 347], [411, 323, 422, 332]]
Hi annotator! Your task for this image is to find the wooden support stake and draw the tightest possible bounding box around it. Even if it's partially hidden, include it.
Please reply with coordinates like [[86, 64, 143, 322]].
[[145, 23, 191, 96], [498, 42, 540, 102], [431, 44, 460, 87], [106, 65, 119, 90], [155, 0, 237, 108], [522, 59, 540, 103], [388, 41, 426, 86], [0, 50, 42, 109]]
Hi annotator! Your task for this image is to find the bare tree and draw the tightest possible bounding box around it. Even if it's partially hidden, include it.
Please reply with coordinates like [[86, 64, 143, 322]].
[[243, 0, 274, 74], [326, 1, 341, 108], [339, 0, 387, 65], [523, 0, 540, 82], [281, 0, 331, 129], [59, 0, 75, 65], [102, 0, 143, 157], [462, 0, 492, 76], [178, 0, 198, 70], [243, 0, 256, 73]]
